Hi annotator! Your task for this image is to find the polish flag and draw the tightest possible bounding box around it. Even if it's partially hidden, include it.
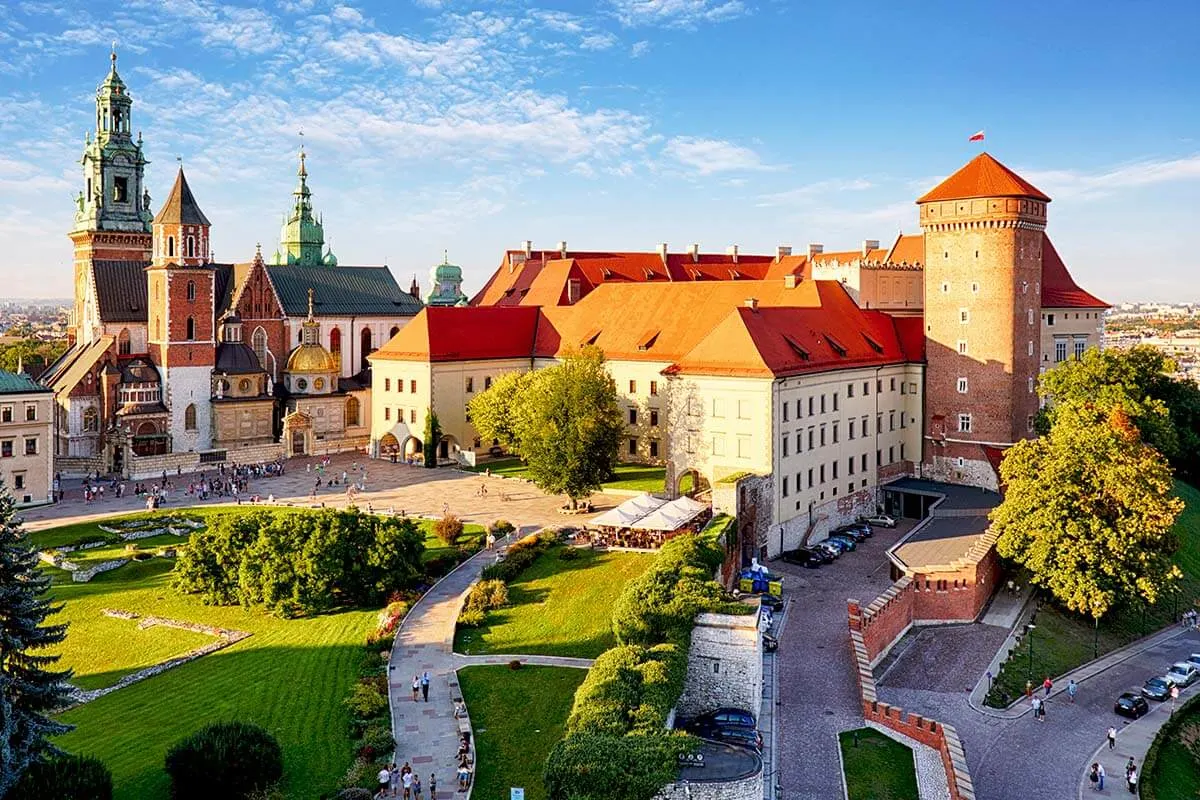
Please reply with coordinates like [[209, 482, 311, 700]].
[[968, 130, 986, 142]]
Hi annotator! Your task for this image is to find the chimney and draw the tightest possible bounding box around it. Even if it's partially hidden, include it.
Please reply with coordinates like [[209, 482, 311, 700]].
[[409, 275, 420, 299], [558, 240, 568, 258], [743, 297, 758, 310], [523, 240, 533, 258], [727, 244, 739, 264], [656, 242, 668, 265], [776, 245, 792, 262], [862, 239, 880, 257], [808, 243, 824, 258], [687, 243, 700, 263], [784, 274, 799, 289]]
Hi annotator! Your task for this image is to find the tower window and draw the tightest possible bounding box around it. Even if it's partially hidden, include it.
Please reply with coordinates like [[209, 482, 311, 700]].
[[958, 414, 972, 433], [959, 309, 969, 323], [941, 282, 949, 293], [187, 281, 196, 301], [187, 237, 195, 258], [972, 282, 979, 293], [167, 236, 175, 258], [186, 316, 195, 341], [113, 177, 128, 203], [957, 378, 968, 393], [184, 403, 197, 431], [957, 340, 968, 355]]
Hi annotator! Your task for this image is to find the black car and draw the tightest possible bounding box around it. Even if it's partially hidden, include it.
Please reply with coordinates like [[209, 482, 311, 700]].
[[688, 708, 756, 729], [836, 522, 874, 538], [1143, 676, 1173, 701], [781, 548, 827, 568], [1114, 692, 1150, 719], [698, 725, 762, 751]]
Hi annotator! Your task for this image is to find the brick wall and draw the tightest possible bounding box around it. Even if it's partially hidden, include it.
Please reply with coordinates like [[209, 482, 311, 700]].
[[853, 576, 915, 666], [911, 548, 999, 623]]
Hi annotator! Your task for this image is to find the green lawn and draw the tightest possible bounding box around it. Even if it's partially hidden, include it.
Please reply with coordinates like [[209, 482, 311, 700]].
[[986, 481, 1200, 707], [1146, 736, 1200, 800], [457, 665, 586, 800], [466, 459, 667, 493], [839, 728, 919, 800], [454, 546, 652, 658]]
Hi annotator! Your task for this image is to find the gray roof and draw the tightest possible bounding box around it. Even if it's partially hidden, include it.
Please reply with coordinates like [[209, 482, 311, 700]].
[[93, 261, 149, 322], [266, 265, 422, 317], [214, 342, 264, 374]]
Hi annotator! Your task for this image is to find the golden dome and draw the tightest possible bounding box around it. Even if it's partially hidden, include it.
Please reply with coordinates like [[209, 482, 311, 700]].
[[286, 343, 338, 374]]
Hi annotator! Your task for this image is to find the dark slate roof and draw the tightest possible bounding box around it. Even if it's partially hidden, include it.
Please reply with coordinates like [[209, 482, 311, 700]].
[[153, 168, 211, 226], [119, 357, 160, 384], [214, 342, 264, 374], [266, 265, 422, 317], [94, 261, 150, 322]]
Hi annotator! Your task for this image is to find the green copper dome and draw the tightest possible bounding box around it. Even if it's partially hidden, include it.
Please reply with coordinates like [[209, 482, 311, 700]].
[[275, 147, 335, 266], [425, 251, 468, 307]]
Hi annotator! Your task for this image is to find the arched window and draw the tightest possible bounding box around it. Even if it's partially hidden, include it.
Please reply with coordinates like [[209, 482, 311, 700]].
[[82, 406, 98, 432], [186, 280, 196, 301], [346, 396, 360, 426], [167, 236, 175, 258], [330, 327, 341, 356], [184, 403, 197, 431], [187, 237, 195, 258], [389, 325, 400, 338], [252, 327, 268, 371], [117, 328, 131, 355], [186, 316, 196, 340], [360, 328, 372, 371]]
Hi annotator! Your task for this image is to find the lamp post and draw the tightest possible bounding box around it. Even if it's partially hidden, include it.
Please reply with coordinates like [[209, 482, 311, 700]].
[[1026, 623, 1037, 684], [1094, 616, 1099, 661]]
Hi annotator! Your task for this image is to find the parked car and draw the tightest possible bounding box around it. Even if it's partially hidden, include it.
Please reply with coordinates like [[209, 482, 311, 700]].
[[837, 522, 874, 538], [1143, 676, 1173, 701], [827, 534, 858, 551], [816, 542, 842, 559], [688, 708, 756, 729], [1167, 662, 1200, 688], [682, 710, 761, 752], [860, 514, 897, 528], [833, 526, 867, 542], [781, 548, 826, 568], [1114, 692, 1150, 719], [819, 539, 849, 555], [1186, 653, 1200, 670], [697, 725, 763, 751]]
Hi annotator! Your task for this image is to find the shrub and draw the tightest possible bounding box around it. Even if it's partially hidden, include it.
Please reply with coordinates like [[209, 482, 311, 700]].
[[544, 731, 689, 800], [132, 552, 154, 561], [423, 554, 460, 579], [490, 519, 515, 536], [558, 547, 580, 561], [339, 759, 379, 794], [434, 515, 464, 547], [457, 608, 485, 628], [164, 722, 284, 800], [463, 579, 508, 615], [344, 682, 389, 720], [479, 534, 556, 582], [335, 790, 375, 800], [360, 723, 395, 756], [508, 659, 523, 670], [9, 754, 113, 800]]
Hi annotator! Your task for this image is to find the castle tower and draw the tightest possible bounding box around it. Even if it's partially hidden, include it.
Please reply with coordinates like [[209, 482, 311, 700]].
[[425, 251, 468, 306], [68, 48, 153, 343], [147, 168, 216, 452], [272, 147, 335, 267], [918, 153, 1049, 488]]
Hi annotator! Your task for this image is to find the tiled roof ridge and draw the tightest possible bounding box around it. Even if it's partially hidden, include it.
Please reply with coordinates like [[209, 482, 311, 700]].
[[918, 152, 1051, 203]]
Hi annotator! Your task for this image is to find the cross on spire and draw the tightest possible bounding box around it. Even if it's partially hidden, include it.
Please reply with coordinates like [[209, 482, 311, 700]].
[[307, 287, 314, 318]]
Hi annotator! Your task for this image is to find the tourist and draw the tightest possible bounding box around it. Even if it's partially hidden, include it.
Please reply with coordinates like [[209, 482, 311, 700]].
[[1031, 696, 1043, 721], [411, 773, 422, 800], [1089, 763, 1099, 791], [421, 670, 430, 702], [1067, 679, 1078, 703], [1024, 680, 1033, 700], [457, 763, 471, 791], [411, 674, 420, 702], [401, 768, 413, 800], [1097, 762, 1106, 791], [1127, 766, 1138, 794], [429, 773, 436, 798], [377, 765, 391, 797], [1108, 725, 1117, 749], [454, 699, 467, 718], [1043, 675, 1053, 696]]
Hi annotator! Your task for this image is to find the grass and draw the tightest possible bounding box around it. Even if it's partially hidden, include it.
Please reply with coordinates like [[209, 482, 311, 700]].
[[457, 665, 586, 800], [454, 546, 652, 659], [465, 459, 667, 493], [1147, 736, 1200, 800], [986, 481, 1200, 707], [838, 728, 919, 800]]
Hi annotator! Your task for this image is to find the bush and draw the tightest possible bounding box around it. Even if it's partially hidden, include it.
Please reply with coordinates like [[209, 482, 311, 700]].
[[457, 608, 485, 628], [508, 659, 523, 670], [479, 533, 557, 583], [344, 682, 389, 720], [463, 579, 508, 615], [339, 759, 379, 794], [544, 731, 689, 800], [558, 547, 580, 561], [490, 519, 515, 536], [334, 790, 374, 800], [434, 515, 464, 547], [164, 722, 284, 800], [9, 753, 113, 800], [423, 554, 460, 579], [132, 551, 154, 561], [359, 723, 395, 757]]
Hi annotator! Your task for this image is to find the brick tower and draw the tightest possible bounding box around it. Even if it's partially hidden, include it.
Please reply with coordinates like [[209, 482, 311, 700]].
[[68, 48, 153, 344], [918, 153, 1049, 489], [147, 168, 216, 452]]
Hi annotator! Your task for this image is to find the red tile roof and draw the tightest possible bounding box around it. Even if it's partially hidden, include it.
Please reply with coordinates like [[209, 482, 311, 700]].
[[370, 306, 543, 362], [1041, 235, 1108, 309], [885, 233, 924, 266], [918, 153, 1051, 203]]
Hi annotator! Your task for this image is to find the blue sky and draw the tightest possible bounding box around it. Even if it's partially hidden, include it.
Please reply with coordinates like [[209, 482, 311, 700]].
[[1, 0, 1198, 302]]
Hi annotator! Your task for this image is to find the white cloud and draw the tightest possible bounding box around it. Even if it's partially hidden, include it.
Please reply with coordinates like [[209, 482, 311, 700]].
[[664, 136, 766, 175], [610, 0, 746, 28], [630, 39, 650, 57], [1023, 155, 1200, 200], [580, 32, 618, 50], [756, 178, 873, 207], [330, 5, 364, 25]]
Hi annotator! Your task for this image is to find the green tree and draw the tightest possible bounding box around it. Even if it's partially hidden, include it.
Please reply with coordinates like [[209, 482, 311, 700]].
[[510, 347, 623, 508], [466, 370, 532, 452], [0, 339, 67, 374], [422, 409, 441, 468], [9, 753, 113, 800], [992, 403, 1184, 623], [0, 483, 73, 795], [164, 722, 283, 800]]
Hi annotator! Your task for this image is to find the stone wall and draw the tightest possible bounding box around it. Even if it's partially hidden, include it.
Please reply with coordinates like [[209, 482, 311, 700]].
[[56, 454, 106, 478], [655, 771, 761, 800], [125, 440, 284, 479], [676, 611, 763, 721]]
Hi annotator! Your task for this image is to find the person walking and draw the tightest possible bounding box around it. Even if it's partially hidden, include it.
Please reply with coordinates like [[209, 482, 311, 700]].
[[1031, 696, 1042, 721], [1067, 679, 1078, 703], [1089, 763, 1100, 791], [429, 774, 436, 798], [411, 674, 420, 702], [1127, 766, 1138, 794], [401, 768, 413, 800], [1171, 683, 1180, 713], [1108, 726, 1117, 750], [1097, 762, 1106, 791], [421, 670, 430, 702], [1043, 676, 1053, 697], [377, 765, 391, 798], [411, 773, 422, 800], [1025, 680, 1034, 700]]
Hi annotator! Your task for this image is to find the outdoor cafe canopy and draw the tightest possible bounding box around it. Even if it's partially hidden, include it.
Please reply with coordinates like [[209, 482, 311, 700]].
[[589, 494, 708, 532]]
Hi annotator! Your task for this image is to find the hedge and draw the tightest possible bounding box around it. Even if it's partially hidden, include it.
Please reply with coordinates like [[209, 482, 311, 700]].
[[479, 530, 558, 583], [9, 754, 113, 800], [164, 722, 284, 800], [1141, 690, 1200, 799]]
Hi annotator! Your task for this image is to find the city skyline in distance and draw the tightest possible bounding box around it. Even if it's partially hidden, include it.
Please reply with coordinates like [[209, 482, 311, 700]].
[[1, 0, 1198, 302]]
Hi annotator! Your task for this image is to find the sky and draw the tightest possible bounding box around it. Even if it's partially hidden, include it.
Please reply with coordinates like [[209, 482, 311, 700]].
[[1, 0, 1199, 303]]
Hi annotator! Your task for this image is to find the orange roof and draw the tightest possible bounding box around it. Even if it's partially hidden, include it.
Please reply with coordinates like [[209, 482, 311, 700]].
[[918, 153, 1051, 203], [370, 306, 542, 363], [1040, 234, 1108, 309], [885, 233, 924, 266]]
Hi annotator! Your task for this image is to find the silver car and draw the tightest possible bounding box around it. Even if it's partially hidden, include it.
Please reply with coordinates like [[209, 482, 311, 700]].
[[1167, 662, 1200, 688]]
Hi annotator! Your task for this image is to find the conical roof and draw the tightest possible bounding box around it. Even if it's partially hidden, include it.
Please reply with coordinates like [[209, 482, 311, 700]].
[[154, 168, 211, 226], [918, 153, 1050, 204]]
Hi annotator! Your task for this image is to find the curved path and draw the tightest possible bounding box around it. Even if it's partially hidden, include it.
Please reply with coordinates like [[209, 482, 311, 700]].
[[387, 531, 593, 799]]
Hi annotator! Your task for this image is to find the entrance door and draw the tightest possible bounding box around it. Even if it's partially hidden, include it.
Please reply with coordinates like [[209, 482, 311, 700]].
[[439, 439, 449, 459], [291, 430, 306, 455], [111, 446, 123, 475]]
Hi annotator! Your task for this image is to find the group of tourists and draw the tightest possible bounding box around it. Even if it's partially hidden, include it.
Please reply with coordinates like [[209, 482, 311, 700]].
[[376, 761, 434, 800], [1089, 753, 1139, 793]]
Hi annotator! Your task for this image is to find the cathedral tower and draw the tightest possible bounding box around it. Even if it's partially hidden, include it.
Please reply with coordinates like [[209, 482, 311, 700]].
[[272, 147, 337, 267], [68, 49, 153, 343], [918, 153, 1048, 489], [147, 168, 216, 452]]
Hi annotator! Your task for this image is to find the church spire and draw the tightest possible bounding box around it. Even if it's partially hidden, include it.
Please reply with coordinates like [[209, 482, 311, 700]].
[[274, 144, 331, 266]]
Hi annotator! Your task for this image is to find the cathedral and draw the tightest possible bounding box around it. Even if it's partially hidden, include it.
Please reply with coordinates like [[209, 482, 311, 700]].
[[42, 52, 428, 476]]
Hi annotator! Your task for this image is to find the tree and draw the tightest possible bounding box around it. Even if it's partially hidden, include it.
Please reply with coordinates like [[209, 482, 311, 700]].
[[0, 483, 72, 795], [433, 515, 463, 547], [164, 722, 283, 800], [467, 370, 532, 453], [422, 409, 441, 468], [508, 347, 623, 508], [992, 403, 1184, 623], [9, 753, 113, 800]]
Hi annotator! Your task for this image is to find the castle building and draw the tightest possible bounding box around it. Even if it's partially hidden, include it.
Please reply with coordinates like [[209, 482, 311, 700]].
[[42, 53, 422, 478]]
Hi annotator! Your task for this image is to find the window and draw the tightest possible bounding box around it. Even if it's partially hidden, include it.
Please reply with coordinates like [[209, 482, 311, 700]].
[[957, 378, 968, 393], [1028, 376, 1035, 393], [863, 381, 869, 396], [1028, 341, 1034, 356], [465, 377, 473, 393], [628, 438, 638, 455], [185, 316, 195, 340], [795, 432, 802, 452], [1047, 313, 1055, 326], [876, 379, 882, 392], [783, 402, 789, 423], [849, 419, 856, 439], [807, 428, 814, 449], [13, 473, 23, 490], [847, 383, 854, 398], [187, 237, 195, 258], [1028, 309, 1035, 325], [795, 399, 802, 419], [167, 236, 175, 258], [808, 397, 814, 415], [832, 422, 839, 443], [650, 410, 659, 427], [24, 405, 36, 422], [384, 407, 391, 421], [1028, 415, 1035, 432], [890, 377, 896, 391], [807, 468, 814, 489], [958, 413, 972, 433], [901, 443, 906, 460], [941, 282, 949, 293], [877, 413, 882, 433], [848, 457, 855, 475], [737, 399, 751, 419], [650, 381, 658, 396], [410, 409, 416, 423], [629, 408, 638, 425], [736, 435, 750, 459], [1074, 339, 1087, 360], [2, 440, 13, 458], [649, 440, 659, 458], [330, 327, 341, 356], [960, 309, 969, 323], [782, 436, 789, 458], [819, 425, 826, 447], [629, 380, 637, 393], [114, 176, 128, 202], [713, 434, 726, 456], [390, 326, 400, 338], [901, 381, 907, 395], [862, 415, 869, 434], [819, 464, 825, 483], [184, 404, 197, 431], [971, 282, 979, 293], [862, 453, 868, 471], [410, 380, 417, 393], [385, 378, 391, 392], [118, 327, 131, 355], [833, 392, 839, 412], [24, 437, 37, 456], [957, 340, 968, 355], [782, 477, 789, 498], [346, 397, 360, 426], [889, 410, 895, 431], [483, 377, 491, 390], [1054, 339, 1067, 362], [888, 445, 894, 464], [820, 395, 826, 414], [832, 461, 838, 479], [82, 407, 98, 432], [876, 449, 882, 466]]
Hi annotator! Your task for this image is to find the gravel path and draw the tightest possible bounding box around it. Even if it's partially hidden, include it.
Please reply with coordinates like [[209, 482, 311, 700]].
[[864, 721, 951, 800]]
